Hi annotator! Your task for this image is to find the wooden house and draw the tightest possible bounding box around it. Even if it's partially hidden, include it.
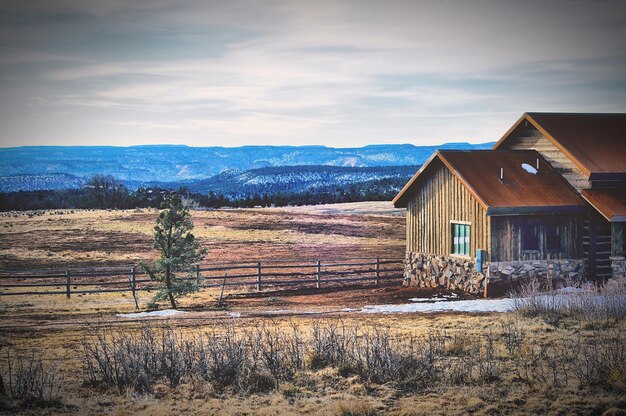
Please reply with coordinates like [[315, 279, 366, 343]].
[[394, 113, 626, 295], [493, 113, 626, 279]]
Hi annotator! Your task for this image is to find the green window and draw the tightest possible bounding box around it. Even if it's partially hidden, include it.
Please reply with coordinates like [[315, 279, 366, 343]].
[[452, 223, 470, 256]]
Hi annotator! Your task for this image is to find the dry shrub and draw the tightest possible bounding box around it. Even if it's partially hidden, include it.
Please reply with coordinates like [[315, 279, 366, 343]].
[[567, 327, 626, 391], [2, 351, 64, 408], [500, 315, 525, 356], [335, 399, 378, 416], [512, 278, 626, 324], [80, 317, 625, 398]]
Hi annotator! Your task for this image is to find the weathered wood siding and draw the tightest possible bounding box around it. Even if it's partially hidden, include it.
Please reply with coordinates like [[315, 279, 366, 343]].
[[499, 125, 590, 191], [406, 160, 490, 259], [585, 211, 613, 279], [490, 215, 582, 262]]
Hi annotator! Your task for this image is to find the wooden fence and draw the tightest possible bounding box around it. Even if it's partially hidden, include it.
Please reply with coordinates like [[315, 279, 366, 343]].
[[0, 257, 405, 298]]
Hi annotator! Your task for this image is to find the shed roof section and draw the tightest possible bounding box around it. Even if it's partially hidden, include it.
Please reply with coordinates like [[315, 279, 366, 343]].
[[393, 150, 584, 215], [581, 189, 626, 222], [494, 113, 626, 179]]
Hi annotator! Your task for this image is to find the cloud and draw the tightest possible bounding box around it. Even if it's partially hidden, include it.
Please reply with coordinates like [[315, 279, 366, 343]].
[[0, 0, 625, 147]]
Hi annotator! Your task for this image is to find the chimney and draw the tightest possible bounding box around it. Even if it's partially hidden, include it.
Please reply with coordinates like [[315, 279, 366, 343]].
[[499, 167, 504, 182], [536, 158, 540, 171]]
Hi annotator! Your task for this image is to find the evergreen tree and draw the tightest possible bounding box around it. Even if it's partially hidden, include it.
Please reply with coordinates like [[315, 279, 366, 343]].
[[141, 195, 207, 309]]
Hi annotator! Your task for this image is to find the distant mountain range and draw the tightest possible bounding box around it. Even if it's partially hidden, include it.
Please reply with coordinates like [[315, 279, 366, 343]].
[[178, 165, 421, 197], [0, 143, 493, 193]]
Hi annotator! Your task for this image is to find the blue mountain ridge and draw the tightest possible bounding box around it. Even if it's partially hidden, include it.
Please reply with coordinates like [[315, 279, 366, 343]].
[[0, 143, 494, 188]]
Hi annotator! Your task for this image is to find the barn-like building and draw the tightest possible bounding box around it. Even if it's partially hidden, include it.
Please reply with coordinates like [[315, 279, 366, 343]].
[[393, 113, 626, 295]]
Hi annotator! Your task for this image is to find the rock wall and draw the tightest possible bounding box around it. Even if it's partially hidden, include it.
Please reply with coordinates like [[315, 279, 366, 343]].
[[403, 252, 486, 295], [611, 256, 626, 282], [486, 259, 585, 287], [404, 252, 585, 296]]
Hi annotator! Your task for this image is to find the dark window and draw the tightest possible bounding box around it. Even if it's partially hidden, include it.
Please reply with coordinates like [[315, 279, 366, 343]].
[[523, 224, 539, 251], [452, 222, 470, 256], [546, 224, 561, 251]]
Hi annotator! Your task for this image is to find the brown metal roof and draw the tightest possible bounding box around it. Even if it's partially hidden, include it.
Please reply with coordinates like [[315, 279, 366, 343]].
[[393, 150, 585, 215], [581, 188, 626, 222], [494, 113, 626, 179]]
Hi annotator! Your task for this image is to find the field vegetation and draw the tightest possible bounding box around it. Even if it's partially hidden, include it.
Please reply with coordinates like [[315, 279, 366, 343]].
[[1, 203, 625, 415]]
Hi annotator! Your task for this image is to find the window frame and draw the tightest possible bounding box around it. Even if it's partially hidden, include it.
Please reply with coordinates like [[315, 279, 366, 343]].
[[451, 220, 471, 258], [522, 223, 540, 253], [545, 224, 561, 252]]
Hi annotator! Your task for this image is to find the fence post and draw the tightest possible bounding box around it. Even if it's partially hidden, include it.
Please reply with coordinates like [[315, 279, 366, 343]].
[[375, 257, 380, 285], [130, 267, 138, 310], [65, 270, 71, 298], [317, 260, 321, 289], [257, 261, 262, 291]]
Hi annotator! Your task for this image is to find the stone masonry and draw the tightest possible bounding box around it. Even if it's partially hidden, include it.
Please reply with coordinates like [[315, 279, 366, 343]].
[[404, 252, 586, 296], [610, 256, 626, 281], [403, 252, 486, 295]]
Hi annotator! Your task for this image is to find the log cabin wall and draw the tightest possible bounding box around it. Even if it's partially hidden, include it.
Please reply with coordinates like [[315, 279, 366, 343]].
[[499, 124, 590, 191], [405, 159, 490, 259], [586, 210, 613, 279], [490, 214, 583, 262], [496, 123, 601, 277]]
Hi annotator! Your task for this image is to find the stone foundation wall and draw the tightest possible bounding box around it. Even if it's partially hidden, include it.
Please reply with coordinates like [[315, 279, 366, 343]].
[[403, 252, 486, 295], [404, 252, 585, 296], [486, 259, 585, 287], [611, 256, 626, 282]]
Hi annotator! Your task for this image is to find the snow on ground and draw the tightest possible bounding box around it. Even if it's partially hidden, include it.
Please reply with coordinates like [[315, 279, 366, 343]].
[[409, 293, 458, 302], [409, 297, 450, 302], [360, 298, 516, 314], [117, 309, 189, 318]]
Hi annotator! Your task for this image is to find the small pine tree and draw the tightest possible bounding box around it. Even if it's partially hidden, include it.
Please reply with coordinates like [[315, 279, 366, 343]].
[[141, 195, 207, 309]]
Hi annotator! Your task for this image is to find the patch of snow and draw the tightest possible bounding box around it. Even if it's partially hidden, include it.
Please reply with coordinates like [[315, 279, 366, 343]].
[[263, 309, 322, 315], [265, 309, 288, 314], [228, 312, 242, 318], [556, 287, 585, 294], [409, 297, 449, 302], [360, 298, 516, 314], [117, 309, 189, 319], [340, 307, 357, 312]]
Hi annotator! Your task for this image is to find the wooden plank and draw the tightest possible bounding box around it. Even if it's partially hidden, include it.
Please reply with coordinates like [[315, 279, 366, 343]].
[[611, 222, 624, 257]]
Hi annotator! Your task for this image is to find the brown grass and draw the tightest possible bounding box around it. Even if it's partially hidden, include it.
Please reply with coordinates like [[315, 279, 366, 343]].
[[0, 202, 404, 270], [1, 203, 625, 415]]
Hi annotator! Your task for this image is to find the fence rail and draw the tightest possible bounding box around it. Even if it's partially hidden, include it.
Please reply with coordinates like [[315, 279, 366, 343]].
[[0, 258, 405, 298]]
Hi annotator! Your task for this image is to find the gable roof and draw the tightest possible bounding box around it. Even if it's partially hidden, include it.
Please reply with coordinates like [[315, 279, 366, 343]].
[[493, 112, 626, 179], [581, 189, 626, 222], [393, 150, 585, 215]]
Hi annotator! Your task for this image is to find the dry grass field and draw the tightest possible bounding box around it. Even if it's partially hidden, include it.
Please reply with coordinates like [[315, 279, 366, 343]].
[[0, 202, 404, 270], [1, 202, 625, 415]]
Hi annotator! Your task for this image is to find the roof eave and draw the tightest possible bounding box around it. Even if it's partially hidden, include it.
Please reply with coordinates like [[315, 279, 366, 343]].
[[392, 152, 438, 208], [580, 190, 626, 223], [486, 205, 586, 216], [588, 172, 626, 181]]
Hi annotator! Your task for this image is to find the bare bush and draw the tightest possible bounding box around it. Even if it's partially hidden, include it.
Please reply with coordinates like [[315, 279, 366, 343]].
[[567, 327, 626, 391], [81, 318, 626, 397], [500, 315, 525, 356], [3, 351, 64, 408], [512, 277, 626, 325]]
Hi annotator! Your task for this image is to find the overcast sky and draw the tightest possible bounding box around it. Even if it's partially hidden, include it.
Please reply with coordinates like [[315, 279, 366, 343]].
[[0, 0, 625, 148]]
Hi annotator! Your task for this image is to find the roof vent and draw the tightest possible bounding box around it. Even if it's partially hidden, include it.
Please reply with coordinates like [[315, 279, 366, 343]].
[[521, 163, 538, 175]]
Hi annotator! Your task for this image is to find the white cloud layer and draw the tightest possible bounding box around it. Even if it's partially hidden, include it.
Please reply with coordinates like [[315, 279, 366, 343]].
[[0, 0, 625, 147]]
